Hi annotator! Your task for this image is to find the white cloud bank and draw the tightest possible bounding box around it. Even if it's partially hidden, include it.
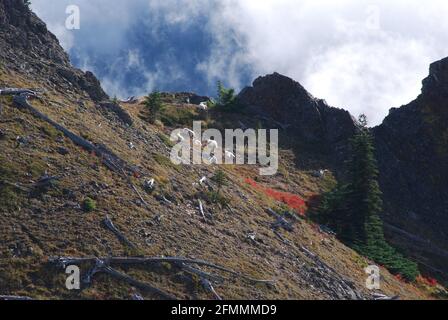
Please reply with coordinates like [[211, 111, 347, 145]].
[[31, 0, 448, 125]]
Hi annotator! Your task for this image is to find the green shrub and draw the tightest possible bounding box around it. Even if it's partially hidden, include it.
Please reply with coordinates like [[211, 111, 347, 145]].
[[41, 124, 62, 139], [213, 81, 243, 112], [217, 81, 236, 108], [212, 169, 227, 193], [82, 197, 96, 212]]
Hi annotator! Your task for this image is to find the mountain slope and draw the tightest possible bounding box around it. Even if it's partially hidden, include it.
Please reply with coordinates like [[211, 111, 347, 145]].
[[0, 1, 437, 300]]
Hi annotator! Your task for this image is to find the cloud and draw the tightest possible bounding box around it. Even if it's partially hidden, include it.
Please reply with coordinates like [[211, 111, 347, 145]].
[[31, 0, 448, 125]]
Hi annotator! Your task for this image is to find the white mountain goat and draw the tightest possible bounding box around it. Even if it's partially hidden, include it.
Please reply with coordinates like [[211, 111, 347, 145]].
[[183, 128, 196, 138], [144, 179, 155, 191], [313, 169, 330, 178], [225, 150, 236, 160], [199, 102, 208, 110]]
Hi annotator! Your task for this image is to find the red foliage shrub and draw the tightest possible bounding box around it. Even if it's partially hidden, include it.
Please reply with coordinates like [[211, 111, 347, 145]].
[[244, 178, 307, 215], [417, 275, 438, 287], [394, 274, 404, 282]]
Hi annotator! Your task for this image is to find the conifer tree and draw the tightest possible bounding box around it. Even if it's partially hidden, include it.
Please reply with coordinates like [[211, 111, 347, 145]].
[[212, 169, 227, 194], [144, 91, 163, 124], [216, 81, 237, 110], [315, 115, 419, 281]]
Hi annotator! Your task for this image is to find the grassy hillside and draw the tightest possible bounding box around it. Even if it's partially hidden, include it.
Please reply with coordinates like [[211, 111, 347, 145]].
[[0, 67, 440, 300]]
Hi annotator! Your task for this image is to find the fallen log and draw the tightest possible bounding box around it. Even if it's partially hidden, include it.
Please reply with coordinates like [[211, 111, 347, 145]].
[[0, 88, 37, 96], [131, 293, 144, 300], [0, 295, 33, 300], [50, 256, 274, 285], [33, 175, 60, 188], [0, 175, 60, 193], [179, 263, 225, 283], [82, 257, 104, 285], [83, 258, 176, 300], [266, 208, 294, 232], [198, 199, 206, 221], [201, 278, 222, 300], [273, 230, 292, 246], [103, 215, 137, 249], [3, 88, 153, 210], [10, 92, 132, 175], [372, 292, 400, 300], [100, 264, 177, 300]]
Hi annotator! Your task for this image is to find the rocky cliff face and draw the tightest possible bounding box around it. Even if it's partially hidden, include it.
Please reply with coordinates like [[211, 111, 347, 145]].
[[238, 73, 357, 160], [238, 67, 448, 282], [0, 0, 108, 101], [374, 57, 448, 279]]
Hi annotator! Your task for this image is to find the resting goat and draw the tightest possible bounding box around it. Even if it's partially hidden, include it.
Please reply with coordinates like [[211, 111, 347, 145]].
[[121, 96, 137, 104]]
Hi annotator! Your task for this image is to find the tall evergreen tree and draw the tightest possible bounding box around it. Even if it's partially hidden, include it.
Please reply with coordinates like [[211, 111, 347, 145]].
[[314, 115, 419, 281], [346, 116, 383, 247]]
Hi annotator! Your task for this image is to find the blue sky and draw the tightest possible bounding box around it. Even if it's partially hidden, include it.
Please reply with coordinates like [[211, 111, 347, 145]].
[[31, 0, 448, 125]]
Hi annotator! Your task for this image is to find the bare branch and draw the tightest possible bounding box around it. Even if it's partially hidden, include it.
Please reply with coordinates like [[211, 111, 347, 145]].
[[201, 278, 222, 300], [0, 295, 33, 300], [198, 199, 206, 221], [100, 264, 177, 300], [103, 215, 137, 249], [50, 256, 274, 285]]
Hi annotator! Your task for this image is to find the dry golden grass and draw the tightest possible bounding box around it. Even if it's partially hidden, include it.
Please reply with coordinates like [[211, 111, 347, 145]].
[[0, 71, 437, 300]]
